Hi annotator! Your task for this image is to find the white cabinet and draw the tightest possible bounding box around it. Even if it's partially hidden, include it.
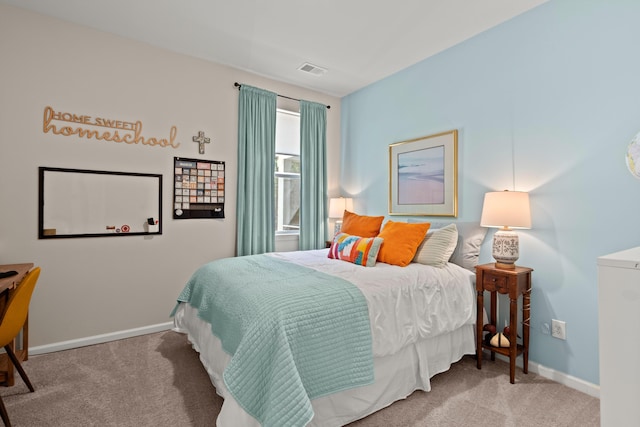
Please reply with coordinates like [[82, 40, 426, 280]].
[[597, 247, 640, 427]]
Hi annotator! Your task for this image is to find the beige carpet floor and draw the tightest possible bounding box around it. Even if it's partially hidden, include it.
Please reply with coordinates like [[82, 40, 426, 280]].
[[0, 331, 599, 426]]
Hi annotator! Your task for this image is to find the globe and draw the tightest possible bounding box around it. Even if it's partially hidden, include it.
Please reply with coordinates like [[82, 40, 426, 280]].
[[626, 131, 640, 179]]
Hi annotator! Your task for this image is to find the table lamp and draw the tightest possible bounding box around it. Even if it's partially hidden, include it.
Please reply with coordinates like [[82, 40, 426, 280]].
[[328, 197, 354, 235], [480, 190, 531, 269]]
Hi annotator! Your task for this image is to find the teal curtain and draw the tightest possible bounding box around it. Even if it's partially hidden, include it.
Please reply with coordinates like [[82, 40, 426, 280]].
[[236, 85, 277, 256], [299, 100, 328, 250]]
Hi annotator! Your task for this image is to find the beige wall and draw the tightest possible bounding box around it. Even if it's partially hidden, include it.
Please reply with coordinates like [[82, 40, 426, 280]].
[[0, 5, 341, 348]]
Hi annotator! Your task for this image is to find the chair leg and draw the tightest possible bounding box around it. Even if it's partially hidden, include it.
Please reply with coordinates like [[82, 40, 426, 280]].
[[0, 394, 11, 427], [4, 346, 34, 393]]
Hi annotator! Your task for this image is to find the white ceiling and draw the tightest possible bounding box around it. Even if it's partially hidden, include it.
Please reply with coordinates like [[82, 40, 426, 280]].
[[2, 0, 548, 97]]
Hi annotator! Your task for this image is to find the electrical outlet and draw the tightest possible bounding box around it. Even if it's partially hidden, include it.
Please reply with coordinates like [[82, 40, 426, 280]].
[[551, 319, 566, 340]]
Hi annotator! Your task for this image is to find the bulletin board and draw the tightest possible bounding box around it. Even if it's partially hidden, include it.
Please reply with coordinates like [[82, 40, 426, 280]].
[[173, 157, 225, 219], [39, 167, 163, 239]]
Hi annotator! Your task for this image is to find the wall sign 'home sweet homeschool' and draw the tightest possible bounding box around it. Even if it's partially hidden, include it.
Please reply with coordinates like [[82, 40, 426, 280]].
[[42, 106, 181, 149]]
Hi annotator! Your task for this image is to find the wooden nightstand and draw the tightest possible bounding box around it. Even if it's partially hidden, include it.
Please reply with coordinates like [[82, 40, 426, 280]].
[[476, 263, 533, 384]]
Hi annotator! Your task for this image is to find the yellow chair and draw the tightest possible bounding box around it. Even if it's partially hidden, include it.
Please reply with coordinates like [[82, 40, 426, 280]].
[[0, 267, 40, 427]]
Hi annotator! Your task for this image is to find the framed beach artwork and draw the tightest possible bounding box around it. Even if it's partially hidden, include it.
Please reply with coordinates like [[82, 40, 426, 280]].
[[389, 129, 458, 216]]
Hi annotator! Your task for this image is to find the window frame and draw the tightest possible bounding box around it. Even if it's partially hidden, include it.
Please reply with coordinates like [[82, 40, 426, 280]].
[[274, 109, 301, 236]]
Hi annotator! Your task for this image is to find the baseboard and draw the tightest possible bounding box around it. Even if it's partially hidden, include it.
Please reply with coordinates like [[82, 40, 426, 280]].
[[529, 360, 600, 398], [29, 322, 174, 356], [495, 354, 600, 398]]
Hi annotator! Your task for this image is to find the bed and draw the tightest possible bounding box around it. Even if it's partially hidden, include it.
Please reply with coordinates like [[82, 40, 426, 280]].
[[172, 220, 487, 427]]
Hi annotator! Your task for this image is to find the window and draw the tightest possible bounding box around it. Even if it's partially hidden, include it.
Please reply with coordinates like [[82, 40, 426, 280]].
[[275, 109, 300, 234]]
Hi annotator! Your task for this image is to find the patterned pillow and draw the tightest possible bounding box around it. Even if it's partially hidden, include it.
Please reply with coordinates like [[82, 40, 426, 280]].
[[328, 233, 384, 267], [413, 223, 459, 267]]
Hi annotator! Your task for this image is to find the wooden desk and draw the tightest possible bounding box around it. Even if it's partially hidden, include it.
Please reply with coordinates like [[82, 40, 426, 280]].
[[0, 263, 34, 387]]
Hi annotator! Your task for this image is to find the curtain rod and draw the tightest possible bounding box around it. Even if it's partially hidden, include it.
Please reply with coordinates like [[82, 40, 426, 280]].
[[234, 82, 330, 109]]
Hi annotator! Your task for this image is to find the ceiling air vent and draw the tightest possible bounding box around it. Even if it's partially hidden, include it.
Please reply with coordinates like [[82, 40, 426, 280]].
[[297, 62, 327, 76]]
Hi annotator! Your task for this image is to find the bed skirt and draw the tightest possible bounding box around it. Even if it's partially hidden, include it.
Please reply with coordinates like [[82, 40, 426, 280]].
[[173, 302, 476, 427]]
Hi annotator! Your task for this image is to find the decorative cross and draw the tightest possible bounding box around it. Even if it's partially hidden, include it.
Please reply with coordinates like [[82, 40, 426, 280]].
[[192, 131, 211, 154]]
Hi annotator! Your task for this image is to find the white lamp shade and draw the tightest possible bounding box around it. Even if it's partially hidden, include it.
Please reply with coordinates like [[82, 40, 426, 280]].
[[328, 197, 354, 219], [480, 191, 531, 229]]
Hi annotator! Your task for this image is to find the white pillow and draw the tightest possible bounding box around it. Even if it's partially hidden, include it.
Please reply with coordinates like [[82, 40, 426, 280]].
[[407, 220, 489, 271], [413, 224, 458, 267], [439, 222, 487, 271]]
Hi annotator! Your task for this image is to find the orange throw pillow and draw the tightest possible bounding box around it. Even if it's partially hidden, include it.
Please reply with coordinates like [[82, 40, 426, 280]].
[[377, 220, 431, 267], [341, 210, 384, 238]]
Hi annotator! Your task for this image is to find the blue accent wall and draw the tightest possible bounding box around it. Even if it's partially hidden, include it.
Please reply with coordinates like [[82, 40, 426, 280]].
[[341, 0, 640, 385]]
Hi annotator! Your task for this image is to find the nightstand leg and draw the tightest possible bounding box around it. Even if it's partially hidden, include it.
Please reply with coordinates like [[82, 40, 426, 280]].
[[490, 291, 497, 361], [476, 290, 483, 369], [523, 287, 531, 374], [509, 297, 517, 384]]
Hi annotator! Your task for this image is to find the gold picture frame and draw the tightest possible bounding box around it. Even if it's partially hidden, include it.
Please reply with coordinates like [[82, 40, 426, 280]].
[[389, 129, 458, 216]]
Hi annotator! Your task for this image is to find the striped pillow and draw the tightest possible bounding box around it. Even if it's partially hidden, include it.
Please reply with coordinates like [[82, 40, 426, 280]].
[[413, 223, 458, 267], [328, 233, 384, 267]]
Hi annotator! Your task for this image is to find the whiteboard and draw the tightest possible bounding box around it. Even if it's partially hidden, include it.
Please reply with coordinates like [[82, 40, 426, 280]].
[[39, 167, 162, 238]]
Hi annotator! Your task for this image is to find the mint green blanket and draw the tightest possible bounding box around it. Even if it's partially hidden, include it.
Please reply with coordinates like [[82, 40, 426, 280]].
[[174, 254, 374, 427]]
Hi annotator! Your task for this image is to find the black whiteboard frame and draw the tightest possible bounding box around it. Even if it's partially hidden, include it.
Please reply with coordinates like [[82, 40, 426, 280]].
[[38, 167, 163, 239]]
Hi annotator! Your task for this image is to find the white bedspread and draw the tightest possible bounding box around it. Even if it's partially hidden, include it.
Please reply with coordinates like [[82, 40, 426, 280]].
[[173, 249, 478, 427], [268, 249, 476, 357]]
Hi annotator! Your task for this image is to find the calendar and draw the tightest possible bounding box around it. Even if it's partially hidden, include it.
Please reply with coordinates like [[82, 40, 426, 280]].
[[173, 157, 225, 219]]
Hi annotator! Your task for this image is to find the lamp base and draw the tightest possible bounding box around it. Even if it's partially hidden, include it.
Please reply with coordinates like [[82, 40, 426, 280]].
[[495, 261, 517, 270], [334, 220, 343, 236], [492, 228, 520, 269]]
